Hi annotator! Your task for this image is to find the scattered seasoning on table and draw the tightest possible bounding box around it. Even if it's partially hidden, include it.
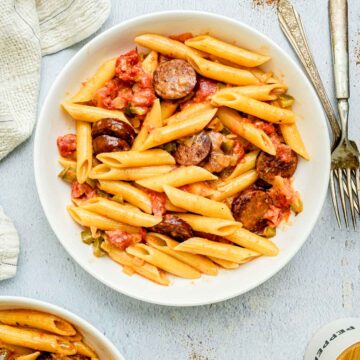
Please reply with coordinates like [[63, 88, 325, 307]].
[[252, 0, 278, 8], [355, 33, 360, 65]]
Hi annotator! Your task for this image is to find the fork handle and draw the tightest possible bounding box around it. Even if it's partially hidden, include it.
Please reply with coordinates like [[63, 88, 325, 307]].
[[329, 0, 349, 99]]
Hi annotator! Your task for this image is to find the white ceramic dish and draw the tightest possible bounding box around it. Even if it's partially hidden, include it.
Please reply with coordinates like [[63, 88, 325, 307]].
[[0, 296, 124, 359], [34, 11, 330, 306]]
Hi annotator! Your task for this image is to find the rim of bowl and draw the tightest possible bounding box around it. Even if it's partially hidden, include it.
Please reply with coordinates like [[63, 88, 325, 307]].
[[0, 296, 124, 359], [34, 10, 330, 306]]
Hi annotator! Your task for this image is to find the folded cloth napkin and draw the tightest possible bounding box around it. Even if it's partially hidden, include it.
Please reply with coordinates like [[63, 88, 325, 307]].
[[0, 0, 111, 280]]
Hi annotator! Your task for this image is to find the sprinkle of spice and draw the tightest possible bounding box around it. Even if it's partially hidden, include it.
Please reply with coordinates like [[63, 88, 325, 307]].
[[355, 33, 360, 65], [252, 0, 279, 8]]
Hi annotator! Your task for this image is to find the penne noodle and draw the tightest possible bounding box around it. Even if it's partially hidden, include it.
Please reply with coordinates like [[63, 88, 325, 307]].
[[101, 241, 170, 285], [58, 157, 76, 169], [225, 228, 279, 256], [176, 214, 241, 236], [142, 51, 158, 75], [62, 102, 129, 124], [0, 341, 34, 355], [175, 237, 260, 263], [161, 101, 178, 121], [166, 102, 214, 125], [16, 352, 41, 360], [146, 233, 218, 275], [208, 256, 239, 269], [70, 58, 116, 103], [139, 108, 218, 151], [0, 310, 76, 336], [135, 33, 205, 61], [89, 164, 175, 181], [216, 107, 276, 155], [136, 166, 217, 192], [98, 180, 152, 214], [97, 149, 175, 168], [132, 99, 162, 150], [280, 123, 310, 160], [73, 341, 98, 358], [215, 84, 287, 101], [126, 243, 201, 279], [163, 185, 234, 220], [76, 121, 92, 184], [250, 67, 279, 84], [225, 150, 259, 182], [81, 197, 161, 227], [0, 325, 76, 355], [211, 170, 258, 201], [186, 52, 259, 86], [185, 35, 270, 67], [164, 199, 187, 212], [211, 92, 296, 124], [67, 206, 130, 231]]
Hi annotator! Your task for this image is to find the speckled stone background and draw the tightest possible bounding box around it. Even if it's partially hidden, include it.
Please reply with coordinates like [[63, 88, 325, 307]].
[[1, 1, 360, 359]]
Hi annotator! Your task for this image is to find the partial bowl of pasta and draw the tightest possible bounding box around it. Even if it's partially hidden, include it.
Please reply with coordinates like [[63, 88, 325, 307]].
[[0, 296, 124, 359], [34, 11, 330, 306]]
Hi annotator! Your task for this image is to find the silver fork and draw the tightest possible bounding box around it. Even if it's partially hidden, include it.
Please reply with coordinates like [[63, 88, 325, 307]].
[[329, 0, 360, 229], [277, 0, 360, 225]]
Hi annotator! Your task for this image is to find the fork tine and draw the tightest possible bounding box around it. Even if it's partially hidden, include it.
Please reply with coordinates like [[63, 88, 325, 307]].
[[356, 168, 360, 218], [337, 169, 349, 229], [330, 170, 341, 228], [346, 168, 356, 229]]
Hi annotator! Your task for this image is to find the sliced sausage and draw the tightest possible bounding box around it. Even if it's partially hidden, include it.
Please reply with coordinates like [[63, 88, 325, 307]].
[[231, 190, 272, 233], [150, 214, 193, 241], [153, 59, 197, 99], [256, 144, 298, 183], [174, 132, 212, 165], [93, 135, 130, 155], [91, 118, 135, 145]]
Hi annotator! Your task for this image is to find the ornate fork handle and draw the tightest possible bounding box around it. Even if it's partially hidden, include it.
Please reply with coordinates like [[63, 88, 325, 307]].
[[277, 0, 341, 149]]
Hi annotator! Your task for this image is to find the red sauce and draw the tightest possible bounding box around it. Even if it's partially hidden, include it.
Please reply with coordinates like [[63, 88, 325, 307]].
[[146, 190, 167, 216], [57, 134, 76, 158], [233, 141, 246, 162], [192, 77, 218, 103], [105, 230, 142, 250], [71, 181, 96, 200]]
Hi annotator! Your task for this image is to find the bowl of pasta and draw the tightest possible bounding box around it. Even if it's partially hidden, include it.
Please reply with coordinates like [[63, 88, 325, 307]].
[[0, 296, 124, 359], [34, 11, 330, 306]]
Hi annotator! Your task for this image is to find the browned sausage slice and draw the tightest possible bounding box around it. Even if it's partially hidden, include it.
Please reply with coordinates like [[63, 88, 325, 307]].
[[150, 214, 193, 241], [93, 135, 130, 155], [153, 59, 197, 99], [174, 132, 212, 165], [231, 190, 272, 233], [256, 144, 298, 183], [91, 118, 136, 145]]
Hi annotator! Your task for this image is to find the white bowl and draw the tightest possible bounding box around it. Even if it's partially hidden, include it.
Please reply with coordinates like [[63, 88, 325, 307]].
[[34, 11, 330, 306], [0, 296, 124, 359]]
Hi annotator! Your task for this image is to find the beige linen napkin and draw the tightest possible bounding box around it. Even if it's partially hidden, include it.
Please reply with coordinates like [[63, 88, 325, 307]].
[[0, 0, 111, 280]]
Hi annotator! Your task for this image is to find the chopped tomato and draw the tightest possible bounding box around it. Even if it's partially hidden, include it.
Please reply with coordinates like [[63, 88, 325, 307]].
[[131, 84, 156, 108], [105, 230, 142, 250], [115, 49, 143, 83], [93, 78, 131, 109], [193, 77, 218, 103], [71, 181, 96, 200], [264, 205, 283, 227], [57, 134, 76, 158], [276, 143, 293, 162], [233, 141, 245, 162], [180, 182, 215, 197], [146, 190, 167, 216], [253, 119, 276, 135], [268, 176, 294, 209]]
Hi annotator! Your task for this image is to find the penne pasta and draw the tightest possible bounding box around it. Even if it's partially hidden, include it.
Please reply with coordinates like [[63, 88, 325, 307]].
[[98, 180, 152, 214], [97, 149, 175, 168], [89, 164, 175, 181], [126, 243, 201, 279], [163, 185, 234, 220], [185, 35, 270, 67], [165, 199, 186, 212], [176, 214, 241, 236], [211, 92, 296, 124], [58, 157, 76, 169], [0, 325, 76, 355], [208, 256, 239, 269], [67, 206, 129, 231], [161, 101, 178, 121], [142, 51, 158, 75], [175, 237, 260, 263], [70, 58, 116, 103], [136, 166, 217, 192], [73, 341, 98, 358], [166, 102, 214, 125], [16, 352, 41, 360], [146, 233, 218, 275], [101, 241, 170, 285], [280, 123, 310, 160], [132, 99, 162, 150], [75, 121, 92, 184], [225, 228, 279, 256], [62, 102, 129, 124], [211, 169, 258, 201], [224, 150, 259, 182], [215, 84, 287, 101], [139, 108, 218, 150], [0, 310, 76, 336], [81, 197, 161, 227], [186, 52, 259, 86], [216, 107, 276, 155]]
